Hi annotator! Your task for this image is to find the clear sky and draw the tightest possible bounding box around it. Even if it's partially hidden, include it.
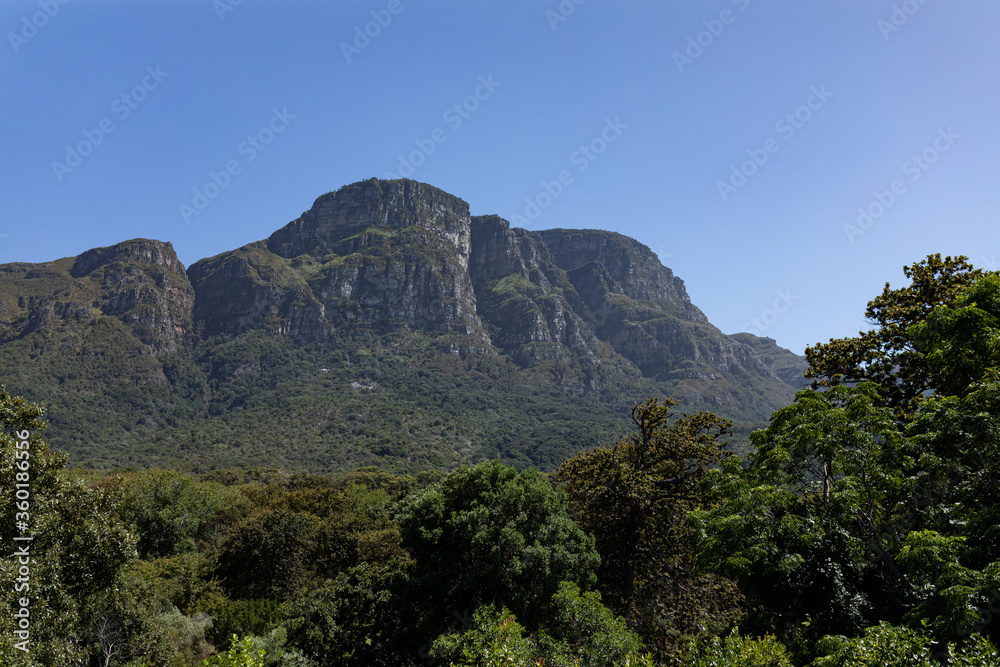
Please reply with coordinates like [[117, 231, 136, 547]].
[[3, 1, 999, 355]]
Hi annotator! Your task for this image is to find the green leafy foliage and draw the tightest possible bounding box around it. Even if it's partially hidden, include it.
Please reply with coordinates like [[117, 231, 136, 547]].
[[199, 629, 311, 667], [0, 388, 169, 666], [102, 469, 250, 558], [429, 605, 538, 667], [696, 261, 1000, 659], [809, 622, 936, 666], [805, 253, 987, 416], [200, 635, 268, 667], [206, 600, 284, 652], [558, 397, 742, 655], [911, 272, 1000, 396], [396, 460, 600, 655], [674, 628, 793, 666], [284, 561, 402, 667], [428, 589, 648, 667], [536, 581, 645, 667], [808, 622, 1000, 666]]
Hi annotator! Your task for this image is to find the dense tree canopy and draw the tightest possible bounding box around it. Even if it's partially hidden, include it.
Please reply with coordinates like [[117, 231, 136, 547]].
[[805, 254, 986, 416], [558, 397, 742, 655], [395, 459, 600, 653], [0, 388, 168, 665], [697, 261, 1000, 662]]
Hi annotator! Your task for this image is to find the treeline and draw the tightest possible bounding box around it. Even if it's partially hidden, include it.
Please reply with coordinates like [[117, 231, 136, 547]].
[[3, 254, 1000, 666]]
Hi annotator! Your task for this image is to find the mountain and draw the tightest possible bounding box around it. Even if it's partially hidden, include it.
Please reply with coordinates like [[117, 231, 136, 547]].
[[0, 178, 806, 473]]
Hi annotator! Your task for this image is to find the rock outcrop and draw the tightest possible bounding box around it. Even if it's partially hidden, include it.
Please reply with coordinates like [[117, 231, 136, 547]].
[[0, 238, 192, 355], [190, 179, 489, 351]]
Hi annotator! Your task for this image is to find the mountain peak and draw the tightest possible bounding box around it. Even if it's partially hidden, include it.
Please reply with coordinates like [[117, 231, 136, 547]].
[[266, 178, 472, 264], [1, 237, 192, 358], [70, 238, 184, 278]]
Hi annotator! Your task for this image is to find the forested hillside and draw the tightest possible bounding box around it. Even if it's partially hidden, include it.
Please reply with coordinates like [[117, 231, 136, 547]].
[[3, 254, 1000, 666]]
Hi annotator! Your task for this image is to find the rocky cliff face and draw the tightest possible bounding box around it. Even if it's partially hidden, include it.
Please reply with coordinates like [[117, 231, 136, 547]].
[[183, 178, 804, 405], [267, 178, 472, 269], [465, 216, 800, 402], [0, 238, 192, 356], [537, 229, 704, 320], [190, 179, 489, 352], [468, 215, 605, 369], [0, 178, 805, 402]]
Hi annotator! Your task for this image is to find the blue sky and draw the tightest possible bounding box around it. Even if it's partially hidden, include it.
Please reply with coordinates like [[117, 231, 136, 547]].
[[2, 1, 999, 355]]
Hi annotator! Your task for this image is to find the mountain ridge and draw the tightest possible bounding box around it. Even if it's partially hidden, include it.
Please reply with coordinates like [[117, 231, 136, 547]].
[[0, 178, 806, 472]]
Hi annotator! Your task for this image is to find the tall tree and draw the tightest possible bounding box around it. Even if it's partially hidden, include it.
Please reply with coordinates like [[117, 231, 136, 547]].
[[0, 388, 168, 665], [699, 271, 1000, 651], [805, 254, 986, 417], [910, 273, 1000, 396], [558, 397, 741, 654], [395, 460, 599, 656], [698, 383, 910, 643]]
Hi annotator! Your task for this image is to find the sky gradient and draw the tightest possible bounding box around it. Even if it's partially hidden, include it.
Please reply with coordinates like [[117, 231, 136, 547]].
[[3, 1, 999, 355]]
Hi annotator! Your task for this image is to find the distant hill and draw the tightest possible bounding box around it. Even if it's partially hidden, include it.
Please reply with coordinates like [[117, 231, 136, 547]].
[[0, 178, 806, 473]]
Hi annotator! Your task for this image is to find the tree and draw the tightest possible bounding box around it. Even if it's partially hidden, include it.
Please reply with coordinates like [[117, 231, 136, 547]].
[[101, 469, 250, 559], [395, 460, 600, 656], [558, 397, 741, 655], [206, 599, 284, 652], [910, 273, 1000, 397], [805, 254, 987, 416], [536, 581, 645, 667], [904, 372, 1000, 566], [284, 561, 403, 667], [676, 628, 793, 667], [215, 508, 354, 601], [0, 388, 166, 665], [809, 622, 938, 667], [810, 622, 1000, 667], [85, 566, 174, 667], [697, 384, 909, 642], [698, 271, 1000, 652], [428, 605, 538, 667], [750, 383, 909, 535], [200, 635, 268, 667], [200, 629, 312, 667]]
